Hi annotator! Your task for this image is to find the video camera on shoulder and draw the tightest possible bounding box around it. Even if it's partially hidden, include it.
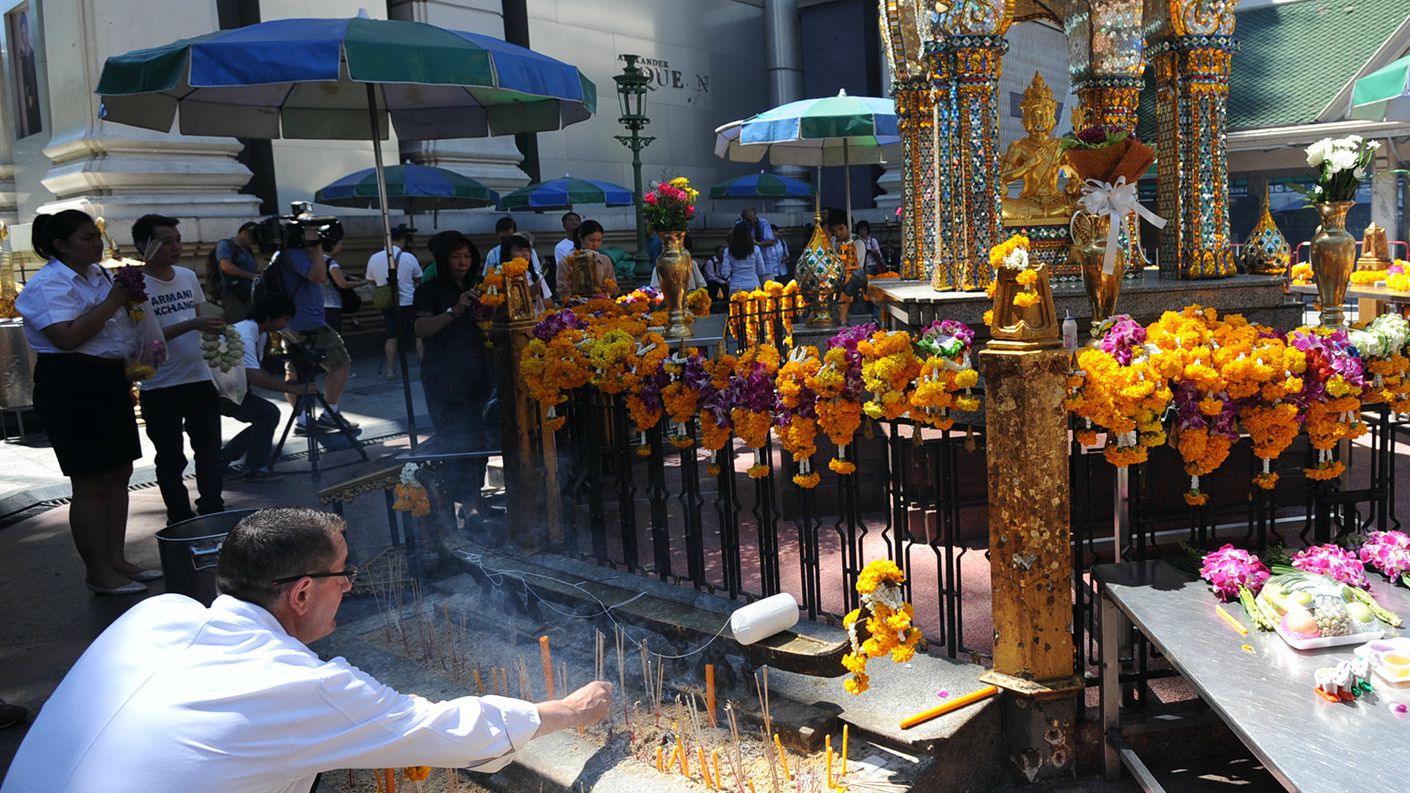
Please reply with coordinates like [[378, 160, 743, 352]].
[[251, 201, 345, 255]]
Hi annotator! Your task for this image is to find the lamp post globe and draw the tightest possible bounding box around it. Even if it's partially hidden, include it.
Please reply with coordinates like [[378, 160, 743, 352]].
[[614, 54, 655, 280]]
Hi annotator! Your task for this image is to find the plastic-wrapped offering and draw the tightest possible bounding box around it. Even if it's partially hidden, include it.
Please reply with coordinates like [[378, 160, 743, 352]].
[[1256, 572, 1385, 649]]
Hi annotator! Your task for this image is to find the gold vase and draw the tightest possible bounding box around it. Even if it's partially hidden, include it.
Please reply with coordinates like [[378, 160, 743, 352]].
[[1071, 211, 1126, 338], [654, 230, 692, 338], [1310, 201, 1356, 327]]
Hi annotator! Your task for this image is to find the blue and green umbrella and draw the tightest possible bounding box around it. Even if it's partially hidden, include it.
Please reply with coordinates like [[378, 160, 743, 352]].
[[708, 172, 815, 200], [498, 175, 634, 211], [96, 13, 596, 449], [315, 164, 500, 213], [1350, 53, 1410, 121]]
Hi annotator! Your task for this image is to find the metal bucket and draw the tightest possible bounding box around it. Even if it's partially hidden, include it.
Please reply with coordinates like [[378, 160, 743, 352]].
[[155, 509, 257, 605]]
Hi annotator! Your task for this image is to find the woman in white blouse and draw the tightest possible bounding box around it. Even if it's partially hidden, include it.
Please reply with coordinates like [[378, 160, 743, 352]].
[[722, 222, 768, 294], [16, 210, 156, 595]]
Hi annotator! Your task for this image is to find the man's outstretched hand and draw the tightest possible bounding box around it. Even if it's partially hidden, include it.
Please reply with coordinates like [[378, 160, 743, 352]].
[[533, 681, 613, 736]]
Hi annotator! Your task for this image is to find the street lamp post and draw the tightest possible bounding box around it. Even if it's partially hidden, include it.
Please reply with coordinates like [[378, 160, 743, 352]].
[[614, 54, 656, 280]]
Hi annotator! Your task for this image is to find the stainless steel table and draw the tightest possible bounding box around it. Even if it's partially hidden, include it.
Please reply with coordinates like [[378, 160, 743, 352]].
[[1095, 560, 1410, 793]]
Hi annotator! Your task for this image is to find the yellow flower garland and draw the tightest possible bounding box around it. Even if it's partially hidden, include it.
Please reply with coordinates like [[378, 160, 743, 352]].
[[841, 560, 922, 695]]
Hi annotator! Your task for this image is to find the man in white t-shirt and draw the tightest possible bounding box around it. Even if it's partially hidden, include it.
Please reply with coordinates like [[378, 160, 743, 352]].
[[133, 215, 230, 525], [218, 295, 317, 481], [365, 224, 423, 377], [552, 211, 581, 273]]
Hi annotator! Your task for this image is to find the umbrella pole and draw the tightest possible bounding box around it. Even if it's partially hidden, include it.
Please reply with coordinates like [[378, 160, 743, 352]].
[[814, 166, 821, 219], [366, 83, 419, 450], [843, 138, 852, 231]]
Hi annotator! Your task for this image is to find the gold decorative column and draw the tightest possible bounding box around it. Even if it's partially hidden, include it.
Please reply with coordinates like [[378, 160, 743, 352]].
[[1148, 1, 1238, 279], [979, 264, 1081, 781]]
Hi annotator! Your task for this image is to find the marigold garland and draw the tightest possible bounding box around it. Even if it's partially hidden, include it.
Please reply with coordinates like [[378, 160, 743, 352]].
[[392, 464, 431, 517], [841, 560, 922, 695], [858, 329, 920, 421], [775, 345, 822, 487]]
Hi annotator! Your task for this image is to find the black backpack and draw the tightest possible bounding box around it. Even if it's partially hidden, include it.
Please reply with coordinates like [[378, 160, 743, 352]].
[[253, 250, 305, 303]]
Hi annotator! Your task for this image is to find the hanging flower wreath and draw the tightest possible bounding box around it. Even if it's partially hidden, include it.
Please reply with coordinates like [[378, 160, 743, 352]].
[[841, 560, 922, 695], [1350, 313, 1410, 413], [700, 352, 737, 475], [908, 319, 979, 429], [662, 349, 709, 449], [1065, 315, 1171, 467], [810, 324, 872, 475], [686, 287, 712, 318], [1290, 327, 1366, 480], [858, 329, 920, 421], [775, 346, 822, 488], [730, 343, 781, 478]]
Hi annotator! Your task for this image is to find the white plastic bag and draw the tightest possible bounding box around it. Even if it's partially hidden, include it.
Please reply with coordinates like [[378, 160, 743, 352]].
[[201, 323, 247, 404]]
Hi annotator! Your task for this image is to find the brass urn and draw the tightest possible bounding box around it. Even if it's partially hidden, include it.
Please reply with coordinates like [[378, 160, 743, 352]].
[[1070, 211, 1125, 336], [654, 230, 693, 338], [1310, 201, 1356, 327]]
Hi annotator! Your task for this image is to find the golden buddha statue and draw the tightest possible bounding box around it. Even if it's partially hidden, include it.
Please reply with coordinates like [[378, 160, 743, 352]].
[[1000, 72, 1078, 226]]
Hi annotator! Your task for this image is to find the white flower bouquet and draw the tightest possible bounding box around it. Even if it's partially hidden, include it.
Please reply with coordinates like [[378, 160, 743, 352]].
[[1301, 135, 1379, 203]]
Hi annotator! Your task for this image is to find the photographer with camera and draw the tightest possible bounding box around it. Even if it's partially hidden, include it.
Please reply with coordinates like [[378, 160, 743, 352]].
[[270, 216, 356, 434], [133, 214, 229, 526], [219, 295, 317, 481]]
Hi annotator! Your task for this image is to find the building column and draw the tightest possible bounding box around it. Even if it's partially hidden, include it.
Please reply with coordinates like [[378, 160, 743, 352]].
[[1150, 37, 1238, 279], [35, 0, 258, 245], [764, 0, 810, 211]]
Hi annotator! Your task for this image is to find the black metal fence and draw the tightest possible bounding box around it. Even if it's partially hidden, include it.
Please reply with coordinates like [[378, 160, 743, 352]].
[[542, 365, 1407, 682]]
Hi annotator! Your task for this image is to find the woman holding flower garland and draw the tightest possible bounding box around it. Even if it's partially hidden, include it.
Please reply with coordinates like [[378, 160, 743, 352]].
[[16, 210, 152, 595], [413, 233, 498, 532], [723, 222, 767, 294]]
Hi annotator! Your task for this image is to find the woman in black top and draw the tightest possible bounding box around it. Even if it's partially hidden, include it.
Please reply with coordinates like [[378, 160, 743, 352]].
[[412, 233, 497, 530]]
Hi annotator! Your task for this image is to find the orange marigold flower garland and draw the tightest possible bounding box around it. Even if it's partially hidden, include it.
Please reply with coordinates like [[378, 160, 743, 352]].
[[662, 349, 709, 449], [623, 333, 670, 438], [1290, 326, 1367, 481], [501, 256, 530, 278], [699, 352, 737, 475], [1065, 316, 1171, 467], [841, 559, 922, 695], [776, 346, 822, 487], [686, 287, 712, 318], [519, 310, 590, 431], [857, 329, 920, 421], [730, 343, 781, 478], [1290, 262, 1313, 285], [991, 233, 1039, 309], [908, 320, 979, 430], [811, 324, 874, 473]]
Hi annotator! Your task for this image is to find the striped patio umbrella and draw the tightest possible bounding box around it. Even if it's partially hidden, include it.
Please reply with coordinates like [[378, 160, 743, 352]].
[[714, 90, 899, 220], [96, 13, 596, 450], [708, 172, 815, 200], [498, 175, 634, 211], [1350, 53, 1410, 121], [315, 164, 499, 213]]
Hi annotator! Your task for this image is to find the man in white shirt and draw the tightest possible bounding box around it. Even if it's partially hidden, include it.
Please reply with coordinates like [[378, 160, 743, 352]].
[[482, 215, 544, 277], [1, 508, 612, 793], [552, 210, 581, 271], [133, 215, 230, 524], [365, 224, 423, 377]]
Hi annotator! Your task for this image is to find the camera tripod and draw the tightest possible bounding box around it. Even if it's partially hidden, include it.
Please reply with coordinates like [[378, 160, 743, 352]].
[[270, 353, 368, 478]]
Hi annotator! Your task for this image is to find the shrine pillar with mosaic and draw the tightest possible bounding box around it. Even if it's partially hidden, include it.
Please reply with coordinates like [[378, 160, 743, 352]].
[[880, 1, 940, 282], [1147, 1, 1239, 279], [927, 37, 963, 291], [936, 1, 1014, 292], [1062, 0, 1148, 280]]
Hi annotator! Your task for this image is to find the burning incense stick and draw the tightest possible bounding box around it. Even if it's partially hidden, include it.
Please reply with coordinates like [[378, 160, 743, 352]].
[[657, 745, 664, 772], [676, 724, 688, 776], [706, 663, 717, 727], [841, 724, 849, 777], [699, 746, 711, 787], [726, 703, 747, 793], [826, 734, 833, 788], [773, 733, 791, 780], [713, 749, 722, 792], [539, 636, 556, 699], [595, 630, 606, 681]]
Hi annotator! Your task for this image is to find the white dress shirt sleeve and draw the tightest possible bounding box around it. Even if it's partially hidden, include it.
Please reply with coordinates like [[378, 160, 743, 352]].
[[305, 658, 542, 775]]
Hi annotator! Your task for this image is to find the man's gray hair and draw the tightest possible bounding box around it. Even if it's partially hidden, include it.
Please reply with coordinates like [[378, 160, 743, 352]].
[[216, 508, 345, 609]]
